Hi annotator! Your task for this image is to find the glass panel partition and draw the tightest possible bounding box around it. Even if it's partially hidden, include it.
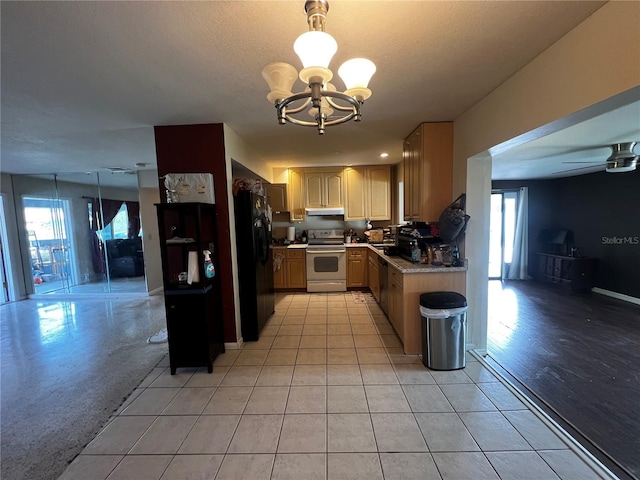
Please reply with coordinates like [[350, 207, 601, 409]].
[[13, 172, 146, 295]]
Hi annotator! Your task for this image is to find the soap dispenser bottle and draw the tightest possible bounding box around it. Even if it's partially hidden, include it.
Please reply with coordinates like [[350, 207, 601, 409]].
[[411, 241, 421, 263], [203, 250, 216, 278]]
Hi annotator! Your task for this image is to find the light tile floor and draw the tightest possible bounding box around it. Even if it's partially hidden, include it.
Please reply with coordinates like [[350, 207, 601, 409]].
[[58, 292, 615, 480]]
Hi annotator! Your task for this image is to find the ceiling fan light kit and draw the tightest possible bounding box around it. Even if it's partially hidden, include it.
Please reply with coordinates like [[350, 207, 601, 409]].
[[262, 0, 376, 135], [605, 142, 638, 173]]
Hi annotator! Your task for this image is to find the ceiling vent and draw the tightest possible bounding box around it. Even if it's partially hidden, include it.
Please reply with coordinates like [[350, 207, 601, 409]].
[[105, 167, 136, 174], [606, 142, 638, 173]]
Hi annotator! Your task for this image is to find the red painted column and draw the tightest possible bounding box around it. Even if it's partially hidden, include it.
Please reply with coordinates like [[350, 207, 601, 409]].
[[154, 123, 237, 343]]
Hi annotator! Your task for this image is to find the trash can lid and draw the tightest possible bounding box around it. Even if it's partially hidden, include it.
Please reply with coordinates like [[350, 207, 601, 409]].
[[420, 291, 467, 309]]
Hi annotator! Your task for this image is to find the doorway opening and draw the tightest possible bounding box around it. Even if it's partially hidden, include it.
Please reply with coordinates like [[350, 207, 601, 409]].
[[488, 190, 518, 279]]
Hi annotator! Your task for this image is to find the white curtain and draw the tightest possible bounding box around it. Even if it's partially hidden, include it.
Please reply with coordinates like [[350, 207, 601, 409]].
[[506, 187, 529, 280]]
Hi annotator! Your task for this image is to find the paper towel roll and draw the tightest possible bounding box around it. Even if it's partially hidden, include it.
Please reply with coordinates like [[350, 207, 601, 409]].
[[287, 226, 296, 241], [187, 251, 200, 284]]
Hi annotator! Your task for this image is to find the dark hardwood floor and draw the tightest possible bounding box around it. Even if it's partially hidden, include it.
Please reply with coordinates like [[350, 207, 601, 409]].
[[487, 279, 640, 480]]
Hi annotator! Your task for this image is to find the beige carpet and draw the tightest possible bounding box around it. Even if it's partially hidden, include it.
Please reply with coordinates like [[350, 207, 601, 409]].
[[0, 297, 168, 480]]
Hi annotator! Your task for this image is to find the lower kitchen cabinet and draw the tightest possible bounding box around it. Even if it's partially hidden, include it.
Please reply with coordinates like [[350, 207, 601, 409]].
[[164, 289, 225, 374], [347, 247, 368, 288], [368, 249, 380, 301], [286, 249, 307, 288], [368, 248, 466, 355], [273, 250, 286, 289], [273, 248, 306, 289], [388, 265, 404, 340]]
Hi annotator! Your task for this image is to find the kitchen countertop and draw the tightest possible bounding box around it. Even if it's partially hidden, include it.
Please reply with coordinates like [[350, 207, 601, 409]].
[[271, 243, 467, 273]]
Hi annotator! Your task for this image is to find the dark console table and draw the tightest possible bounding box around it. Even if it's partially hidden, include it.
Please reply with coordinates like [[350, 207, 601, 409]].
[[535, 253, 597, 292]]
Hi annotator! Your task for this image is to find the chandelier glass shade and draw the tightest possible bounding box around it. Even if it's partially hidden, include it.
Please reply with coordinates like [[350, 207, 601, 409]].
[[262, 0, 376, 135]]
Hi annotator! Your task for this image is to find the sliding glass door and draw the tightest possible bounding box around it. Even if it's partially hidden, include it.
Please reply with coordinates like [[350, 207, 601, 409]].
[[489, 190, 518, 279], [24, 195, 76, 294]]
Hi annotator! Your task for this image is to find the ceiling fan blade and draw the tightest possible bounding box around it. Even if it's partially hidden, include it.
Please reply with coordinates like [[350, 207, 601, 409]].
[[552, 164, 605, 175], [561, 161, 604, 164], [531, 145, 606, 160]]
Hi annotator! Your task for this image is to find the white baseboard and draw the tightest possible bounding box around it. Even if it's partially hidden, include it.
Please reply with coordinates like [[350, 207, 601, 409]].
[[28, 292, 150, 300], [225, 341, 242, 350], [592, 287, 640, 306], [148, 286, 163, 296]]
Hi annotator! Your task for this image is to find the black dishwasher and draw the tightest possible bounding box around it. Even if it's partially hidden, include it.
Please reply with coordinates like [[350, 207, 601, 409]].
[[378, 257, 388, 315]]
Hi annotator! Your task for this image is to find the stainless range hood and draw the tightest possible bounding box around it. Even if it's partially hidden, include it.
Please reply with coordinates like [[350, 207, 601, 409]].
[[305, 207, 345, 216]]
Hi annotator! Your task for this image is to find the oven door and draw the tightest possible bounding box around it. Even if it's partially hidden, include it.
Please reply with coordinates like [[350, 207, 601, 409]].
[[306, 247, 347, 292]]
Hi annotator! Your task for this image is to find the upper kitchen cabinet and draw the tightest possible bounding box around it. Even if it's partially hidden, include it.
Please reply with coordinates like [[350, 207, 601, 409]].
[[265, 183, 287, 213], [344, 165, 391, 221], [304, 168, 343, 208], [367, 165, 391, 220], [288, 168, 305, 222], [403, 122, 453, 222], [344, 167, 366, 220]]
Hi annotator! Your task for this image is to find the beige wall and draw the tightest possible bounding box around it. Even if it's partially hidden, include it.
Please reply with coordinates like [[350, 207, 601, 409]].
[[224, 125, 273, 184], [453, 1, 640, 351], [223, 125, 274, 346], [138, 186, 163, 294], [137, 170, 163, 294]]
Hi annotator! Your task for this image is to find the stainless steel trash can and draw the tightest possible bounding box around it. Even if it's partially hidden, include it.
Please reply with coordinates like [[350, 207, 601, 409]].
[[420, 292, 468, 370]]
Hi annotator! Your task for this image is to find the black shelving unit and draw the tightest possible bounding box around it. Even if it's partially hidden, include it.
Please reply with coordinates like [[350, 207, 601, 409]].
[[156, 203, 225, 374]]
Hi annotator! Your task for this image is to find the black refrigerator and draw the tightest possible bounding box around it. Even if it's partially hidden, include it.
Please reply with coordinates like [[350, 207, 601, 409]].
[[234, 190, 275, 341]]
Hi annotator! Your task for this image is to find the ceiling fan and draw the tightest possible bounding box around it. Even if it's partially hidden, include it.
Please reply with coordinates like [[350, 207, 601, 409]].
[[554, 142, 638, 175]]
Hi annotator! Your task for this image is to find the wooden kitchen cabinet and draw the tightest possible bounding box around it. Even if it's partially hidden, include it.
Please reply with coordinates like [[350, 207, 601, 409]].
[[273, 248, 307, 289], [347, 247, 368, 288], [344, 165, 391, 221], [403, 122, 453, 222], [265, 183, 287, 213], [388, 265, 404, 340], [344, 167, 366, 220], [365, 246, 466, 354], [304, 168, 343, 208], [367, 248, 380, 301], [367, 165, 391, 220], [285, 249, 307, 289], [272, 250, 286, 289], [288, 168, 305, 221]]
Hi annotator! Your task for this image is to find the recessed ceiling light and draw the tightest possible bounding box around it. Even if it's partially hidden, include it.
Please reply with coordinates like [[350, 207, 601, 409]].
[[380, 152, 389, 158]]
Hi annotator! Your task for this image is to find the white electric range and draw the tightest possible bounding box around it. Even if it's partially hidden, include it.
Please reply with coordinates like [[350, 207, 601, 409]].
[[305, 229, 346, 292]]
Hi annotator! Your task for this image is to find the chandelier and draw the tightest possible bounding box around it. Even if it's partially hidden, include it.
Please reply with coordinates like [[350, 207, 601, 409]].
[[261, 0, 376, 135]]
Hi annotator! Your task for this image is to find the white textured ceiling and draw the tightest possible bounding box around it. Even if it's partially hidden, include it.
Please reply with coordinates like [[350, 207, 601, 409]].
[[2, 0, 623, 183], [491, 99, 640, 180]]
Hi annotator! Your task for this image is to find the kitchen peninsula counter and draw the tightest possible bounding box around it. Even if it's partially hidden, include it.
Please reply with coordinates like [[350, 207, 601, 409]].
[[363, 245, 467, 273], [363, 244, 467, 354]]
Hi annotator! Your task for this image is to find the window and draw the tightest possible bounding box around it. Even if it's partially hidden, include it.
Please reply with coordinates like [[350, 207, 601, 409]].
[[88, 202, 139, 241]]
